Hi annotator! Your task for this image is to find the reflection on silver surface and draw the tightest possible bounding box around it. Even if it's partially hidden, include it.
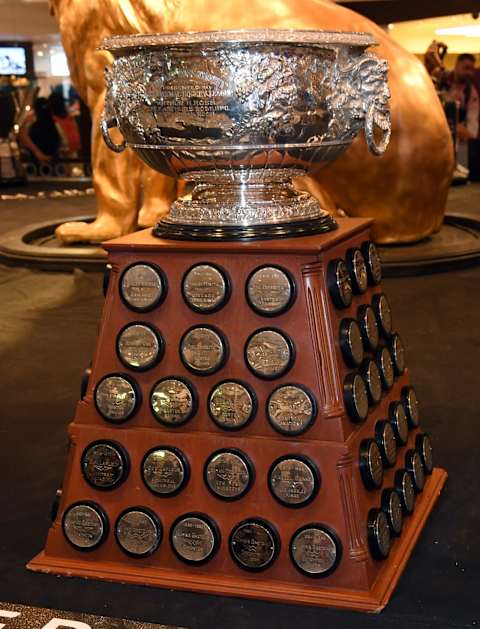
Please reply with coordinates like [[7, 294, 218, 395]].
[[367, 442, 384, 488], [353, 374, 369, 420], [209, 381, 254, 429], [385, 490, 403, 536], [390, 333, 405, 374], [183, 264, 227, 311], [375, 294, 393, 336], [82, 442, 126, 489], [378, 347, 394, 389], [245, 329, 292, 378], [151, 379, 194, 425], [365, 241, 382, 285], [142, 448, 186, 495], [181, 327, 226, 373], [63, 504, 105, 549], [349, 249, 368, 293], [331, 260, 353, 308], [120, 264, 164, 310], [267, 385, 315, 434], [359, 305, 379, 351], [363, 359, 382, 404], [95, 375, 137, 422], [291, 527, 338, 575], [375, 511, 391, 558], [117, 324, 161, 369], [116, 510, 160, 556], [247, 266, 294, 314], [392, 402, 409, 444], [230, 520, 277, 569], [171, 516, 216, 562], [270, 458, 317, 505], [205, 451, 251, 499], [404, 387, 420, 427]]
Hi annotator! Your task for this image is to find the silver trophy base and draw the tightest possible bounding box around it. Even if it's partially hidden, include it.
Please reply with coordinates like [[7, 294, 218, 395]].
[[153, 170, 338, 241]]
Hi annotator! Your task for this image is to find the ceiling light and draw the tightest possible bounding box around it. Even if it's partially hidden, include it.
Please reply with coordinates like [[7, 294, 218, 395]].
[[436, 25, 480, 37]]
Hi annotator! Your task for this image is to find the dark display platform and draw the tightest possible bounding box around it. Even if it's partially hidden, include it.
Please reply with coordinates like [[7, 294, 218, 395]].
[[0, 254, 478, 627]]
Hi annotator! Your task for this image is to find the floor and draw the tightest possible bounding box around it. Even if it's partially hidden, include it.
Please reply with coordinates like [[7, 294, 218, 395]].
[[0, 183, 479, 628]]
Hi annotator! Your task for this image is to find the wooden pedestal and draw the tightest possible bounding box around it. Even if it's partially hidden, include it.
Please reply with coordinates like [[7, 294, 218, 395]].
[[28, 219, 446, 612]]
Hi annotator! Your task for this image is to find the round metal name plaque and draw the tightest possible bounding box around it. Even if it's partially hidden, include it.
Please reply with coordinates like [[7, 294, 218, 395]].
[[204, 450, 253, 500], [120, 263, 166, 312], [339, 318, 364, 368], [150, 378, 197, 426], [245, 328, 294, 379], [376, 346, 395, 391], [267, 384, 316, 436], [94, 374, 139, 423], [344, 373, 369, 423], [81, 441, 129, 490], [359, 439, 384, 490], [389, 401, 409, 446], [290, 525, 341, 577], [116, 323, 163, 370], [375, 420, 397, 468], [269, 456, 319, 507], [389, 333, 406, 376], [182, 263, 229, 313], [381, 489, 403, 537], [180, 326, 227, 375], [346, 248, 368, 294], [368, 508, 391, 560], [208, 380, 256, 430], [361, 359, 382, 405], [62, 502, 108, 551], [170, 514, 219, 564], [328, 259, 353, 309], [115, 508, 162, 557], [362, 241, 382, 286], [142, 447, 189, 496], [230, 519, 279, 571], [373, 293, 393, 338], [416, 433, 434, 474], [395, 469, 416, 515], [405, 449, 426, 493], [246, 265, 295, 316], [402, 386, 420, 428], [357, 304, 379, 352]]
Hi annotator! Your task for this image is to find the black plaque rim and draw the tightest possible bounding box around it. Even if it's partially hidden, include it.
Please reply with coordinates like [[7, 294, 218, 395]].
[[204, 448, 255, 501], [229, 518, 280, 572], [367, 508, 391, 561], [179, 324, 229, 376], [103, 263, 112, 297], [346, 247, 368, 295], [93, 373, 141, 424], [170, 512, 220, 566], [268, 454, 321, 508], [360, 358, 382, 405], [361, 240, 382, 286], [372, 293, 393, 338], [416, 432, 434, 474], [289, 523, 342, 578], [339, 318, 364, 368], [80, 439, 130, 491], [141, 445, 190, 497], [359, 439, 384, 490], [116, 321, 165, 372], [207, 379, 257, 431], [244, 327, 295, 380], [114, 506, 163, 558], [266, 383, 317, 436], [389, 332, 406, 376], [154, 214, 338, 241], [245, 264, 297, 317], [327, 258, 353, 310], [357, 304, 379, 352], [375, 347, 395, 391], [405, 449, 426, 493], [181, 261, 231, 314], [343, 372, 369, 423], [119, 262, 168, 313], [374, 420, 397, 468], [149, 376, 198, 428], [389, 401, 409, 446], [381, 489, 403, 537], [402, 386, 420, 428], [62, 501, 109, 552], [394, 469, 416, 514]]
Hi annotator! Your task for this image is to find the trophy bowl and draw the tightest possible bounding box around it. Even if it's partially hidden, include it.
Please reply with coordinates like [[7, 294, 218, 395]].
[[101, 30, 391, 240]]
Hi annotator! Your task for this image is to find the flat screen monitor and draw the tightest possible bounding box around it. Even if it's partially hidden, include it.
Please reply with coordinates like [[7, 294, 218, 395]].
[[0, 44, 33, 77]]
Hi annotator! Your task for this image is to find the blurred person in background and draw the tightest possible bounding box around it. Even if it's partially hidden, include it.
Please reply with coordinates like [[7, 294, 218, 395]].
[[19, 97, 61, 163], [48, 91, 81, 158]]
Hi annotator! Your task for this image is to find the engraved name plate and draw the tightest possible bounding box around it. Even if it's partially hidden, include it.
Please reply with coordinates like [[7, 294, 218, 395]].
[[94, 375, 138, 423], [245, 329, 294, 379], [362, 241, 382, 285], [230, 520, 278, 571], [208, 381, 255, 430], [180, 326, 227, 374], [171, 515, 218, 564], [115, 508, 161, 556], [142, 447, 188, 495], [267, 385, 316, 435], [81, 441, 129, 489], [120, 263, 165, 311], [328, 259, 353, 309], [290, 526, 340, 576], [269, 456, 319, 506], [62, 503, 107, 550], [182, 263, 229, 312], [246, 265, 295, 315], [150, 378, 196, 426], [347, 248, 368, 294], [205, 450, 252, 499], [117, 323, 163, 370]]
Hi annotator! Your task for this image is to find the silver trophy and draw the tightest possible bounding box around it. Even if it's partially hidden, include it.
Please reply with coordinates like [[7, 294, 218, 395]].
[[101, 30, 391, 240]]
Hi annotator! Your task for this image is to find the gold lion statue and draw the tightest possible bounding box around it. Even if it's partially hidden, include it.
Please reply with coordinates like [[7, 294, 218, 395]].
[[50, 0, 454, 245]]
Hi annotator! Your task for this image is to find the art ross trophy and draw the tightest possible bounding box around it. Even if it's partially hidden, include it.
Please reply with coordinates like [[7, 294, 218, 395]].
[[29, 29, 446, 613]]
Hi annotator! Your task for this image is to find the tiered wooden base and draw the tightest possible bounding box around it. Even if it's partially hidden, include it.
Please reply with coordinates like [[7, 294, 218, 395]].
[[28, 219, 446, 612]]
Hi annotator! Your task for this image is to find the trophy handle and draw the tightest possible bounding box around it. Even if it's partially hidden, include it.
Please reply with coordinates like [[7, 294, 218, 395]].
[[364, 101, 392, 156], [100, 113, 126, 153]]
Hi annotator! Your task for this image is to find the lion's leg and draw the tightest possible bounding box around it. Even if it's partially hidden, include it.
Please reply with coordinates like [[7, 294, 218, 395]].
[[138, 167, 178, 228]]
